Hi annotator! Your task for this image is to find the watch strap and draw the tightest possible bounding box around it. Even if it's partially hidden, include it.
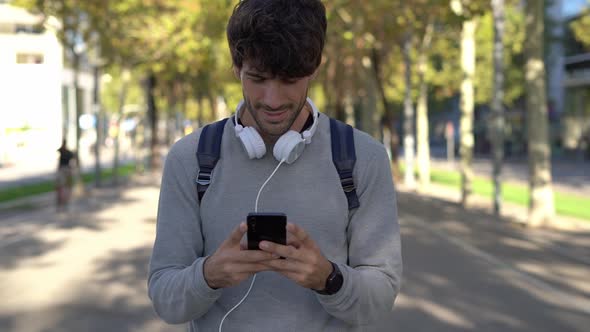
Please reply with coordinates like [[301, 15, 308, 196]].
[[315, 261, 343, 295]]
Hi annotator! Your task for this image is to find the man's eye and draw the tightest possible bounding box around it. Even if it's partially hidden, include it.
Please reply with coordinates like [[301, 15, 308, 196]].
[[249, 76, 266, 83], [282, 79, 298, 85]]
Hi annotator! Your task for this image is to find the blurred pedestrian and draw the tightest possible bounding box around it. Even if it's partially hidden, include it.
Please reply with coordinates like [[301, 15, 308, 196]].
[[56, 139, 75, 211]]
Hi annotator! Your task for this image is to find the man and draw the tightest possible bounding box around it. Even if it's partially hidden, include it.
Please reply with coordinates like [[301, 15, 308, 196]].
[[148, 1, 402, 331], [56, 139, 75, 210]]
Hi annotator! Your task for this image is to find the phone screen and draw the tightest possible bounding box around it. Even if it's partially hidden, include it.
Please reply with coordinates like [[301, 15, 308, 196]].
[[247, 212, 287, 250]]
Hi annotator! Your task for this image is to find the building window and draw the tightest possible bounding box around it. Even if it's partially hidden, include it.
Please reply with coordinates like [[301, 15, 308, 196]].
[[15, 24, 44, 34], [16, 53, 44, 64]]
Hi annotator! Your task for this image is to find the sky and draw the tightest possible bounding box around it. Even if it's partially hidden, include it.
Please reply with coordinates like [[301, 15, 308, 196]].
[[563, 0, 589, 17]]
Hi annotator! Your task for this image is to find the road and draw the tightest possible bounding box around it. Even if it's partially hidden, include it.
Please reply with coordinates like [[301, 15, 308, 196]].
[[0, 178, 589, 331], [389, 191, 590, 332]]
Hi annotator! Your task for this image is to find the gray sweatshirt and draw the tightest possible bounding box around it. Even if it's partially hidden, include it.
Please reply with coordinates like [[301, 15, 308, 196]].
[[148, 114, 402, 331]]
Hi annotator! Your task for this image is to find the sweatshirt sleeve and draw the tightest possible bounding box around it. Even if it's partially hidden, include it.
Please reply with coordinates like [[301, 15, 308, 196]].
[[317, 145, 403, 325], [148, 149, 222, 324]]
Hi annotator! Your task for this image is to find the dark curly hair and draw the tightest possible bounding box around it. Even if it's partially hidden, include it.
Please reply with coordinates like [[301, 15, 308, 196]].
[[227, 0, 327, 79]]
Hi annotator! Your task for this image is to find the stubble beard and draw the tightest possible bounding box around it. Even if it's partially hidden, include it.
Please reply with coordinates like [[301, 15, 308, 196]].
[[244, 95, 307, 144]]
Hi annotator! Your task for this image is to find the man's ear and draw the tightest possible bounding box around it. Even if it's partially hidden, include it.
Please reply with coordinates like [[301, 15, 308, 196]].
[[233, 66, 241, 81]]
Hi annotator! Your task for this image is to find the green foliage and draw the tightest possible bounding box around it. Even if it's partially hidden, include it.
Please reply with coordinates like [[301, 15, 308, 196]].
[[570, 8, 590, 50], [474, 5, 525, 107], [100, 66, 144, 116], [10, 0, 532, 129]]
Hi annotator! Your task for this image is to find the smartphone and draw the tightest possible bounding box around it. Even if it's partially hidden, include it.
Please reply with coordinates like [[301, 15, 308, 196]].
[[247, 212, 287, 250]]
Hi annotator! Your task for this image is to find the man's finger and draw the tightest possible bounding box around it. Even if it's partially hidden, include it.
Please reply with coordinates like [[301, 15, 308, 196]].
[[235, 249, 279, 262], [262, 257, 304, 273], [287, 222, 310, 244], [225, 222, 247, 245], [259, 241, 300, 260]]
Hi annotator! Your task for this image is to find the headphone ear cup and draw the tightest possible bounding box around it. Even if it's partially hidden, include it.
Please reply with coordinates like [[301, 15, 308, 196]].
[[273, 130, 305, 164], [239, 127, 266, 159]]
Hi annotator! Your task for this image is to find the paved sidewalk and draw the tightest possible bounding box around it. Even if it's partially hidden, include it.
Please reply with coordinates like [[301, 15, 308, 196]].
[[1, 173, 588, 331], [0, 173, 182, 332], [391, 189, 590, 331]]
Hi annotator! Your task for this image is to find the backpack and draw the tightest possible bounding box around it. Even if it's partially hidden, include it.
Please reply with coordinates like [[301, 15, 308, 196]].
[[195, 117, 360, 210]]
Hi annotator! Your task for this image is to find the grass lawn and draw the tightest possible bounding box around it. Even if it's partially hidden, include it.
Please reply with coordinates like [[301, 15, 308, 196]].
[[0, 164, 137, 204], [428, 168, 590, 221]]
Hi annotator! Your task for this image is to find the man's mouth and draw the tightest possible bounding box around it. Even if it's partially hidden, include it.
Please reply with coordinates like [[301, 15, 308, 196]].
[[262, 109, 287, 121]]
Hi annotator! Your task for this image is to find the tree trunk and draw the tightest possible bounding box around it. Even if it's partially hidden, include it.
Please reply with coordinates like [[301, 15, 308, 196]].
[[371, 47, 401, 181], [361, 63, 380, 140], [416, 22, 434, 189], [113, 68, 130, 185], [71, 52, 85, 196], [491, 0, 506, 216], [525, 0, 555, 226], [403, 33, 416, 189], [146, 74, 158, 170], [92, 66, 102, 188], [460, 19, 477, 207], [92, 66, 102, 187], [208, 93, 218, 121], [165, 83, 177, 146], [197, 94, 204, 128]]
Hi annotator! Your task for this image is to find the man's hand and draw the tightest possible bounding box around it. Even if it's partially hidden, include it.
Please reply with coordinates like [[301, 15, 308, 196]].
[[203, 222, 278, 289], [259, 222, 333, 291]]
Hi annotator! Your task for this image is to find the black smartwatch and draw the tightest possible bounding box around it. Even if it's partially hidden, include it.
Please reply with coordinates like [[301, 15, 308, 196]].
[[315, 261, 343, 295]]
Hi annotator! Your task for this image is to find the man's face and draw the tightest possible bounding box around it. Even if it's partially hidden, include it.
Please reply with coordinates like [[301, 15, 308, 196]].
[[237, 61, 314, 143]]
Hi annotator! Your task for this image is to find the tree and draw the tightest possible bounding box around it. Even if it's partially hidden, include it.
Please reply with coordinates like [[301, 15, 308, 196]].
[[88, 0, 231, 169], [415, 21, 434, 189], [524, 0, 555, 226], [451, 0, 479, 207], [449, 0, 492, 207], [491, 0, 506, 216], [570, 6, 590, 50], [412, 0, 457, 190], [402, 32, 417, 189]]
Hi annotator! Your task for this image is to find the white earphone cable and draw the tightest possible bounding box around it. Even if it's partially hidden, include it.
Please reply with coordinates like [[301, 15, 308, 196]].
[[218, 158, 285, 332], [255, 159, 285, 212], [218, 274, 257, 332]]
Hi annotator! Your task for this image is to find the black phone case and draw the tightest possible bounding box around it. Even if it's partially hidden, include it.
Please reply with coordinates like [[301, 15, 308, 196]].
[[247, 212, 287, 250]]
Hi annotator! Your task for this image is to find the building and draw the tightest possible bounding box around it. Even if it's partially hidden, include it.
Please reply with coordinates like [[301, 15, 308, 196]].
[[527, 0, 589, 157], [0, 2, 93, 168], [560, 7, 590, 157]]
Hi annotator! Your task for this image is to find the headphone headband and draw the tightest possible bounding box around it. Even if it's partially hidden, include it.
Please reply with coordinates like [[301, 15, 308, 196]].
[[233, 98, 319, 163]]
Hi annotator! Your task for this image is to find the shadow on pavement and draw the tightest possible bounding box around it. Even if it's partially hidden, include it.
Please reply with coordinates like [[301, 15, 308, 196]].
[[391, 191, 590, 332], [0, 245, 181, 332], [0, 187, 140, 270]]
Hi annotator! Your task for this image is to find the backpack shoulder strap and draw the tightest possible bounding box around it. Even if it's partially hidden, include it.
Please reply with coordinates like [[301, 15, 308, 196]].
[[329, 118, 360, 210], [196, 118, 229, 202]]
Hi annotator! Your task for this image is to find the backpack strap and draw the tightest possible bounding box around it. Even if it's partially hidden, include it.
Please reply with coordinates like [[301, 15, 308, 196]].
[[196, 118, 228, 202], [329, 118, 360, 210]]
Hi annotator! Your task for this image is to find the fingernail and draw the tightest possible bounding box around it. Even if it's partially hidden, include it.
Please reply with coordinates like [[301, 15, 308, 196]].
[[260, 242, 269, 249]]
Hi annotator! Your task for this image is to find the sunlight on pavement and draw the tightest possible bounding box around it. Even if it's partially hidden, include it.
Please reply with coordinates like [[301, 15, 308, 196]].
[[396, 294, 477, 329], [0, 185, 179, 331]]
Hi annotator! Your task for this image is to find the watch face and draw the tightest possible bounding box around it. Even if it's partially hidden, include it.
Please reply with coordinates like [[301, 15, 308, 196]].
[[327, 273, 343, 294], [325, 263, 343, 295]]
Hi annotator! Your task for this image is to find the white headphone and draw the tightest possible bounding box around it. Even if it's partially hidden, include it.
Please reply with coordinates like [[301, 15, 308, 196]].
[[233, 97, 319, 164]]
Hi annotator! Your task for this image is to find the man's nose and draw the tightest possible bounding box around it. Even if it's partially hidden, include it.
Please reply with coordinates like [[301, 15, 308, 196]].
[[262, 81, 285, 110]]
